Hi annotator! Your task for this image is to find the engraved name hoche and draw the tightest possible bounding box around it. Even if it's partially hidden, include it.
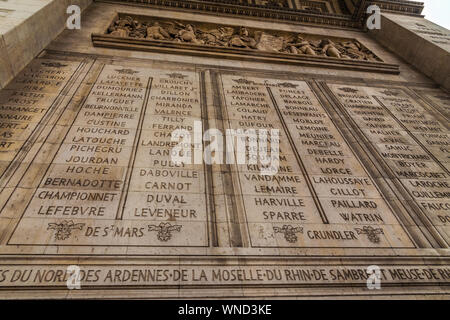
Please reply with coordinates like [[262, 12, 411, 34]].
[[7, 65, 209, 247], [219, 75, 415, 248], [325, 84, 450, 246]]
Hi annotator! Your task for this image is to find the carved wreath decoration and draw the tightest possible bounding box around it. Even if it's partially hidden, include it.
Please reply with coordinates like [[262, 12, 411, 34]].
[[355, 226, 384, 244], [273, 225, 303, 243], [148, 222, 182, 242], [47, 220, 85, 240]]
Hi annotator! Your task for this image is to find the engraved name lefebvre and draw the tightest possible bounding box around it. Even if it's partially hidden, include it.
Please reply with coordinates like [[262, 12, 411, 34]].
[[221, 75, 414, 248], [332, 85, 450, 236], [8, 65, 208, 247], [106, 15, 381, 62]]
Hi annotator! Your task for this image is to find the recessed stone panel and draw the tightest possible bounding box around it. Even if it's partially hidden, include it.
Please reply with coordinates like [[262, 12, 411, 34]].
[[327, 83, 450, 245], [219, 75, 415, 248], [5, 63, 210, 249]]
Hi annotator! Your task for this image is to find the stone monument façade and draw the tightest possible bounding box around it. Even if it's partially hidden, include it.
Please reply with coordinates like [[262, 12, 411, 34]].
[[0, 0, 449, 299]]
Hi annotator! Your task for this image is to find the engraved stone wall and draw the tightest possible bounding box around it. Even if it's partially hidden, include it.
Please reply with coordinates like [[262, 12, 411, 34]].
[[0, 0, 448, 299]]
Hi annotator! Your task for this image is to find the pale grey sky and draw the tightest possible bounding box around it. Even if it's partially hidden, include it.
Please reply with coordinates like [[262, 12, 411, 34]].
[[421, 0, 450, 30]]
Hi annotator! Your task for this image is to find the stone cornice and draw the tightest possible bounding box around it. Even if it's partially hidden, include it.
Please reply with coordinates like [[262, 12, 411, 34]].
[[97, 0, 362, 29], [367, 0, 424, 16], [97, 0, 425, 30]]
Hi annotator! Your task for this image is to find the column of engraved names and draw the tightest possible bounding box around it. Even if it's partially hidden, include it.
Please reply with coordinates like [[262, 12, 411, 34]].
[[220, 75, 323, 247], [9, 65, 148, 245], [328, 85, 449, 241], [376, 89, 449, 171], [0, 59, 81, 178], [121, 71, 208, 246], [376, 88, 450, 239], [271, 81, 414, 247]]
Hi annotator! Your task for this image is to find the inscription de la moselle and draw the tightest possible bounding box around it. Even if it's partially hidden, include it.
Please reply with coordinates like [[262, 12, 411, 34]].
[[0, 0, 449, 298]]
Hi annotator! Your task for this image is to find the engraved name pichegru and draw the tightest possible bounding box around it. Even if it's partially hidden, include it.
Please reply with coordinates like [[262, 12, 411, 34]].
[[220, 75, 415, 248], [105, 15, 382, 62]]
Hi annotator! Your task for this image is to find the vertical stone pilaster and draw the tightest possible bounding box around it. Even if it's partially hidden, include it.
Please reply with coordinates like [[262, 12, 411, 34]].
[[370, 13, 450, 90]]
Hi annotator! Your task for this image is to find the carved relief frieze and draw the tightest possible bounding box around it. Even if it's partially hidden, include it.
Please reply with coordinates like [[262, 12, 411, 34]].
[[92, 13, 398, 73]]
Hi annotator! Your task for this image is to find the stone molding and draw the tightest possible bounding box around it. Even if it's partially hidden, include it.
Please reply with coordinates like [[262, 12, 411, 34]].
[[98, 0, 424, 30]]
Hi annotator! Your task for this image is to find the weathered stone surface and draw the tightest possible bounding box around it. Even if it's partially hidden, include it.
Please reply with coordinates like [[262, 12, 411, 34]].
[[0, 0, 92, 88], [0, 0, 448, 299], [370, 14, 450, 90]]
